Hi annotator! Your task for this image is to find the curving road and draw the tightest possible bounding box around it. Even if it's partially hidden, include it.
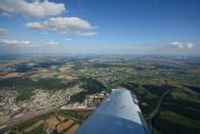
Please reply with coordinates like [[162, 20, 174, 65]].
[[146, 90, 172, 133]]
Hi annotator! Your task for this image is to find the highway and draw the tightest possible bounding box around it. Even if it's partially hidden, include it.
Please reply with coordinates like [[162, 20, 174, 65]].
[[0, 104, 95, 133]]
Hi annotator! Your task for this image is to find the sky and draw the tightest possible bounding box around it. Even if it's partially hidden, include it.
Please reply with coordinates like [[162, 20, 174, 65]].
[[0, 0, 199, 55]]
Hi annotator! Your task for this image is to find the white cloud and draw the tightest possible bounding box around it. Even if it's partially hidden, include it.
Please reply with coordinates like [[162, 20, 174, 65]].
[[65, 38, 71, 41], [27, 17, 97, 36], [27, 17, 92, 31], [170, 41, 184, 49], [187, 42, 194, 49], [26, 22, 43, 29], [0, 39, 33, 47], [79, 32, 98, 36], [47, 41, 59, 45], [46, 41, 59, 48], [170, 41, 194, 49], [0, 39, 63, 50], [0, 28, 8, 35], [0, 0, 66, 18]]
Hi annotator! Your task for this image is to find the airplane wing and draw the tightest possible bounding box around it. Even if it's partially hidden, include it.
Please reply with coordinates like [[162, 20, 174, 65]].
[[76, 88, 149, 134]]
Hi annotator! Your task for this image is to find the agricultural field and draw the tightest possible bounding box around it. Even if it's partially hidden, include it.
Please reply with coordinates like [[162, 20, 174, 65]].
[[0, 55, 200, 134], [7, 110, 90, 134]]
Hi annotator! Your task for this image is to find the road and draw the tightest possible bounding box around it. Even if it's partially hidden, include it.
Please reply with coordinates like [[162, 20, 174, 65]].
[[146, 90, 172, 133], [147, 90, 172, 120], [0, 104, 95, 133]]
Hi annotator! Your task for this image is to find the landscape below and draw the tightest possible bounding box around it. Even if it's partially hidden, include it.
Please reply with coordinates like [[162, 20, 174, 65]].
[[0, 55, 200, 134]]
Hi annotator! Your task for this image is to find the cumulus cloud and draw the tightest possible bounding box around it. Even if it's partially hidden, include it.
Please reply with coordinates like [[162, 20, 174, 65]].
[[48, 41, 59, 45], [27, 22, 43, 29], [79, 32, 98, 36], [27, 17, 97, 36], [170, 41, 194, 49], [44, 41, 58, 48], [0, 39, 63, 50], [0, 39, 33, 47], [0, 0, 66, 18], [0, 28, 8, 35], [187, 42, 194, 49]]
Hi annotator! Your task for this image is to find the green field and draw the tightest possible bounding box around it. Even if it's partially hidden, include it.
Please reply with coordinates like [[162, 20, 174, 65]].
[[1, 56, 200, 134]]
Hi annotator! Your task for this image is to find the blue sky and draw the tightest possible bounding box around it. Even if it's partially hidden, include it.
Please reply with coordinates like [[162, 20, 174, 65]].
[[0, 0, 199, 55]]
